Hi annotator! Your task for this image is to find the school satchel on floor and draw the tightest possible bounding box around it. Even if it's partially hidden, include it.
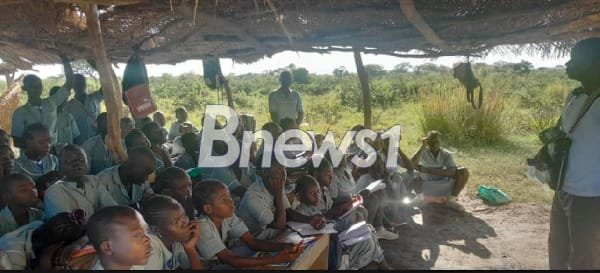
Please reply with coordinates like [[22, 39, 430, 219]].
[[530, 88, 600, 191], [453, 62, 483, 109]]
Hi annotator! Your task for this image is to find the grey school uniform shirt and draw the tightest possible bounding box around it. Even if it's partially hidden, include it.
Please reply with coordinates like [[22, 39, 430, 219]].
[[418, 147, 457, 181], [43, 176, 117, 222], [195, 214, 249, 260], [65, 91, 103, 145], [96, 165, 153, 206], [268, 88, 303, 123], [81, 135, 117, 175], [0, 221, 43, 270], [143, 233, 189, 270], [331, 167, 357, 201], [236, 177, 291, 237], [12, 153, 58, 181], [55, 108, 80, 147], [11, 86, 70, 145], [0, 207, 44, 236]]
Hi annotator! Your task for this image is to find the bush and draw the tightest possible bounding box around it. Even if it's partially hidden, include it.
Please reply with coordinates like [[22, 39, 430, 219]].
[[418, 89, 507, 146]]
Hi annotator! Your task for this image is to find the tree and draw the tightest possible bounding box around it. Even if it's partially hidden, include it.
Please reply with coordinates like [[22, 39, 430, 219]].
[[511, 60, 534, 74], [393, 62, 412, 73], [333, 66, 349, 77], [292, 67, 310, 84], [364, 64, 386, 77]]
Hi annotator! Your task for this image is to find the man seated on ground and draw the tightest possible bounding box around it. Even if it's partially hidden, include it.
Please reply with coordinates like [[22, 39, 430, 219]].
[[410, 130, 468, 212], [96, 146, 156, 207], [237, 155, 290, 241], [11, 72, 72, 148], [82, 113, 117, 175]]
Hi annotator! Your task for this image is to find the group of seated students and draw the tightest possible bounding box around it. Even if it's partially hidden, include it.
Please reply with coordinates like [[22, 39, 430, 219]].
[[0, 74, 468, 270]]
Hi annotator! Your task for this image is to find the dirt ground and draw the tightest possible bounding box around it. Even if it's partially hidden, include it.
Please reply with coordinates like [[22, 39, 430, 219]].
[[377, 196, 551, 270]]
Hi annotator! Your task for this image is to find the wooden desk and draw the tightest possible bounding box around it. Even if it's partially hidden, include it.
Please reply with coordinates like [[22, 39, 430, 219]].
[[289, 233, 330, 270], [252, 233, 330, 270]]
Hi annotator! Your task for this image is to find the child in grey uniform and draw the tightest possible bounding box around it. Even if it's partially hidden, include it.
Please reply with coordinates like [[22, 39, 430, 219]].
[[139, 195, 203, 270], [193, 180, 301, 269], [293, 174, 391, 270], [0, 174, 44, 236]]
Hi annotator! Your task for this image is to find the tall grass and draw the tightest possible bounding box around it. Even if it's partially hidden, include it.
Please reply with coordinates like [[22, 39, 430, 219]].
[[418, 89, 507, 146]]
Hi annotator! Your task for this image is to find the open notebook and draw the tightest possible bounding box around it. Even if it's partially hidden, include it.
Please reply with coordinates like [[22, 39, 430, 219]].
[[287, 221, 338, 236]]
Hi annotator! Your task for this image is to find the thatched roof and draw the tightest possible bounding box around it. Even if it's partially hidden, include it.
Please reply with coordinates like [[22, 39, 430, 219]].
[[1, 0, 599, 70]]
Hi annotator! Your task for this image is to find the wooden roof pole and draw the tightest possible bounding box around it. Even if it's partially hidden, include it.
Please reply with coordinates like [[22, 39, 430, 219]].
[[82, 3, 127, 163], [399, 0, 450, 52], [353, 47, 372, 129]]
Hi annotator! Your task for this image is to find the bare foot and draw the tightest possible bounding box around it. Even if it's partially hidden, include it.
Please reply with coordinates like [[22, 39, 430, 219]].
[[377, 260, 393, 270]]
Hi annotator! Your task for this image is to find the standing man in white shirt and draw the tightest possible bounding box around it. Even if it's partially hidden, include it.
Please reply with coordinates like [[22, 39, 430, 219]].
[[268, 71, 304, 125], [548, 38, 600, 270]]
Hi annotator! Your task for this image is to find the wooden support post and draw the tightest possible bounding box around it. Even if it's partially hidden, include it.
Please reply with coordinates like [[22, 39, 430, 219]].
[[399, 0, 450, 52], [223, 78, 235, 110], [82, 4, 127, 163], [353, 48, 372, 129]]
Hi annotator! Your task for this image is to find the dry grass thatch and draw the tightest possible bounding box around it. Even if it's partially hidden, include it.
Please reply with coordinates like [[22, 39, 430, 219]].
[[0, 0, 599, 69], [0, 78, 23, 133]]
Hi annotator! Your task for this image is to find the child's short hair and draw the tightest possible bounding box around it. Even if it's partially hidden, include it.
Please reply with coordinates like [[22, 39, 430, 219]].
[[152, 167, 189, 194], [192, 179, 227, 214], [140, 194, 182, 227], [125, 129, 149, 150], [0, 173, 32, 195], [127, 146, 156, 163], [294, 174, 319, 197], [86, 206, 140, 250], [181, 133, 198, 152], [308, 155, 332, 177], [59, 144, 85, 159], [22, 123, 48, 140]]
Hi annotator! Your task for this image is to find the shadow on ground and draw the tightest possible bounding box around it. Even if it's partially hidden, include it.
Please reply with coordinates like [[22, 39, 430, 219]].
[[377, 204, 497, 269]]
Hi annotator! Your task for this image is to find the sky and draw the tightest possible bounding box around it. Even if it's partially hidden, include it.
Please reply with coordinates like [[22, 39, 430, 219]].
[[6, 49, 570, 79]]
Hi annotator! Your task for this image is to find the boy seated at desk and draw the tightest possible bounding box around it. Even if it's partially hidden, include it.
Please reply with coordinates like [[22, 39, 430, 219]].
[[193, 179, 302, 269]]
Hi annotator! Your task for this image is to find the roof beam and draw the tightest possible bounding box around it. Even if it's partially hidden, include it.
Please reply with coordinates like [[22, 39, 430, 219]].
[[54, 0, 146, 6], [548, 12, 600, 35], [398, 0, 450, 52]]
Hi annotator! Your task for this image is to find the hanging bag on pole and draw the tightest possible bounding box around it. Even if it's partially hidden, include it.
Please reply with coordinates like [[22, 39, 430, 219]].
[[122, 54, 157, 118], [202, 57, 223, 90], [453, 62, 483, 109]]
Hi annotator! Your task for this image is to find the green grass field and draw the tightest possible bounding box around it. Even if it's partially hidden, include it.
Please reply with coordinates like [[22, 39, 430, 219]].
[[22, 62, 574, 204]]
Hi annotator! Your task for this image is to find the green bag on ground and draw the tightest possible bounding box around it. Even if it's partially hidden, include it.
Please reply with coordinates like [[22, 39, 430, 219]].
[[477, 185, 512, 205]]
